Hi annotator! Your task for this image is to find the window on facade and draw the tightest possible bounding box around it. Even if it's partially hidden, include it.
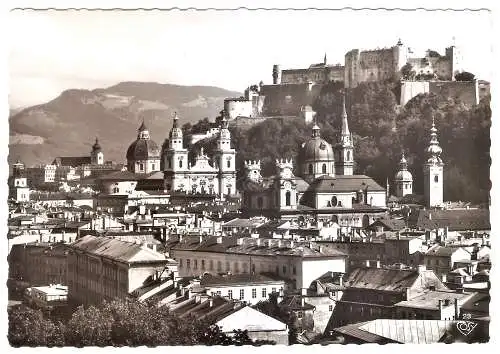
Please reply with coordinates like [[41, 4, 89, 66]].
[[139, 163, 144, 171], [282, 265, 287, 274], [322, 164, 327, 174], [201, 260, 205, 270], [272, 287, 277, 294], [262, 288, 267, 298], [227, 160, 231, 168], [347, 151, 351, 161], [234, 262, 239, 273], [187, 259, 191, 269], [285, 191, 291, 206], [434, 175, 439, 183], [113, 187, 119, 193], [297, 311, 304, 319], [152, 164, 156, 170], [179, 160, 183, 168], [217, 261, 222, 271], [228, 290, 233, 299], [329, 305, 333, 312], [252, 288, 257, 298], [179, 259, 183, 268], [331, 196, 338, 207], [239, 289, 245, 300], [293, 265, 297, 275], [194, 260, 198, 269], [209, 260, 214, 271], [308, 164, 313, 175]]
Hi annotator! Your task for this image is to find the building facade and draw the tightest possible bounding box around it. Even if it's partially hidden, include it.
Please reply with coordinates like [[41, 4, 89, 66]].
[[67, 235, 178, 306], [163, 114, 237, 198]]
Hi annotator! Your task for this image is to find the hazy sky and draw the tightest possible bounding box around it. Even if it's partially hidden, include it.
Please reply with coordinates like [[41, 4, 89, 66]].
[[8, 9, 493, 107]]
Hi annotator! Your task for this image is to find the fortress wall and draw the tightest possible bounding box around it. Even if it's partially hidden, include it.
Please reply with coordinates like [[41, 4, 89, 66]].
[[260, 83, 322, 116], [400, 80, 478, 106], [400, 81, 430, 106], [429, 81, 478, 105], [224, 99, 253, 119]]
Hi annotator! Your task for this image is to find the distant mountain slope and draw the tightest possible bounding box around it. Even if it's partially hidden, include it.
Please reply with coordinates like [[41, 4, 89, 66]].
[[9, 82, 241, 166]]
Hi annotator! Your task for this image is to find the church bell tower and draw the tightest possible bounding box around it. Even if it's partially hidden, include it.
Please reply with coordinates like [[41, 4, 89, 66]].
[[423, 117, 444, 208]]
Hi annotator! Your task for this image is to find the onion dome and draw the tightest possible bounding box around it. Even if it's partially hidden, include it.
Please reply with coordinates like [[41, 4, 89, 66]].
[[92, 137, 102, 152], [426, 117, 443, 165], [395, 152, 413, 181]]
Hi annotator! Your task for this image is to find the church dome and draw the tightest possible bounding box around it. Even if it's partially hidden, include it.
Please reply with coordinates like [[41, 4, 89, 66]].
[[302, 138, 334, 161], [395, 170, 413, 181], [301, 123, 334, 162], [92, 137, 102, 152], [126, 139, 160, 161]]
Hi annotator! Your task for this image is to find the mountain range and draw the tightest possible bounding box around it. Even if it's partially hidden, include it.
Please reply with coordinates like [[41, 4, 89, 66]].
[[8, 82, 241, 167]]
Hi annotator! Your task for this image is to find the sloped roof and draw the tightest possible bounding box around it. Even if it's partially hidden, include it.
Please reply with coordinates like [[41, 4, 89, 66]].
[[223, 218, 266, 228], [306, 175, 386, 193], [368, 217, 406, 231], [217, 306, 287, 332], [344, 267, 445, 292], [394, 290, 474, 310], [407, 209, 490, 231], [53, 156, 91, 167], [68, 235, 169, 264], [97, 170, 144, 181], [425, 245, 469, 257], [280, 295, 315, 311], [358, 319, 454, 344], [171, 236, 346, 258]]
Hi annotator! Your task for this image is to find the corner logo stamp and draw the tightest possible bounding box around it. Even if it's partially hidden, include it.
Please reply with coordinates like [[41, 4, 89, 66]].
[[456, 314, 477, 337]]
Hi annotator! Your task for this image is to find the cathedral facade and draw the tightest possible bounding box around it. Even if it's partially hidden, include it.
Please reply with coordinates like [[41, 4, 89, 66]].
[[163, 113, 237, 198], [241, 95, 387, 229]]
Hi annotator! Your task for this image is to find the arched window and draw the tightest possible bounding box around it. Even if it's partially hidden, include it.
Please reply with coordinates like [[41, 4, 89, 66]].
[[308, 164, 313, 175], [227, 158, 231, 168], [322, 163, 327, 174], [285, 191, 291, 206], [347, 151, 351, 161], [434, 175, 439, 183], [113, 187, 119, 193], [331, 196, 338, 206], [179, 160, 183, 168]]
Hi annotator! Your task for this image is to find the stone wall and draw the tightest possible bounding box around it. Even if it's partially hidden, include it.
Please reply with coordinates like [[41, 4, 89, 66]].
[[400, 80, 478, 106], [260, 83, 322, 116]]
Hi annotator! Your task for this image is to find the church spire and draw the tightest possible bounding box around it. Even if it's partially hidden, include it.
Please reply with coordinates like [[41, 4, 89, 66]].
[[399, 151, 408, 170], [341, 93, 350, 136], [324, 52, 327, 65], [426, 115, 443, 165]]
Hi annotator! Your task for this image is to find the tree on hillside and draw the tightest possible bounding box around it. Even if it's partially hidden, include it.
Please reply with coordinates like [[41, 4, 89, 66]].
[[400, 62, 415, 80], [455, 71, 475, 82]]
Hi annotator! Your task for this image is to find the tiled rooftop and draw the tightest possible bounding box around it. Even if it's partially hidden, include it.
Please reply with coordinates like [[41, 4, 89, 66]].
[[394, 290, 475, 310]]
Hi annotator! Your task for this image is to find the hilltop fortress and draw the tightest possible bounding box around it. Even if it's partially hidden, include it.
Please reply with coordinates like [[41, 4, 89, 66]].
[[224, 40, 486, 122]]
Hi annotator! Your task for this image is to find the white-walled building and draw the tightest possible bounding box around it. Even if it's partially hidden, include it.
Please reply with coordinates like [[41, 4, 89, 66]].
[[169, 236, 346, 291]]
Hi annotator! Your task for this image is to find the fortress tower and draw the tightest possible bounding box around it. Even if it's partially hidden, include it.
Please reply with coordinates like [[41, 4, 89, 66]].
[[272, 64, 281, 85], [423, 117, 444, 208]]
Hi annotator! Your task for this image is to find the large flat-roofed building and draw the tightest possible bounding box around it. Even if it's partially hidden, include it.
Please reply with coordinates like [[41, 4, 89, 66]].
[[67, 235, 178, 306], [168, 236, 346, 292]]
